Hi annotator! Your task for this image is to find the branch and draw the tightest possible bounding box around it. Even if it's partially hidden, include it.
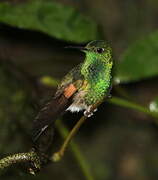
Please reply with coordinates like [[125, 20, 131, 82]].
[[55, 119, 95, 180], [52, 100, 103, 162], [0, 149, 41, 174], [109, 96, 158, 119]]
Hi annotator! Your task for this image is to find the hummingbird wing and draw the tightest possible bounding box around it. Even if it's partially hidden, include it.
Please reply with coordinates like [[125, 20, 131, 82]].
[[54, 63, 83, 98], [32, 63, 83, 145]]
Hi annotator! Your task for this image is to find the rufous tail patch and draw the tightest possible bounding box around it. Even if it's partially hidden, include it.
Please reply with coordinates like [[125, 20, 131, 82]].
[[64, 84, 77, 98]]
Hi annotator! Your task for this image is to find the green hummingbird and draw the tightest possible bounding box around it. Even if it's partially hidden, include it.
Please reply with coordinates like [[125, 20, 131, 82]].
[[32, 40, 113, 143]]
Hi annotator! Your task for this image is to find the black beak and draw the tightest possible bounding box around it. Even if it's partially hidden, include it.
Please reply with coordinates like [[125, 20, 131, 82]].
[[64, 46, 88, 51]]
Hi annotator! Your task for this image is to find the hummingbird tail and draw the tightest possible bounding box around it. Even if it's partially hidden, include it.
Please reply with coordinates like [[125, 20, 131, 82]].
[[32, 94, 72, 144], [32, 83, 77, 149]]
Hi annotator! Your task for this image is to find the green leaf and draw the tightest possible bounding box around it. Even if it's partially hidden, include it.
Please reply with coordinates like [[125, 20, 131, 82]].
[[115, 31, 158, 83], [0, 1, 98, 43]]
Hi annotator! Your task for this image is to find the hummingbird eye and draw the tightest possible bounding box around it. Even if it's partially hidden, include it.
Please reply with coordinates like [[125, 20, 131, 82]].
[[96, 48, 104, 54]]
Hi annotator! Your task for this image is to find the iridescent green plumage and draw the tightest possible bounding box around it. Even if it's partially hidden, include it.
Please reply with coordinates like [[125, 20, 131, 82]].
[[32, 40, 113, 142], [58, 40, 113, 115], [81, 41, 112, 106]]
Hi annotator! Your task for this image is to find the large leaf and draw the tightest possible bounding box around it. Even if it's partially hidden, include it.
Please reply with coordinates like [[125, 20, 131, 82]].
[[0, 1, 98, 43], [115, 31, 158, 83]]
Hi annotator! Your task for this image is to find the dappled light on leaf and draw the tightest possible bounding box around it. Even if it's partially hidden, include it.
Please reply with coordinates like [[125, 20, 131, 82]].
[[115, 31, 158, 83], [0, 1, 98, 43]]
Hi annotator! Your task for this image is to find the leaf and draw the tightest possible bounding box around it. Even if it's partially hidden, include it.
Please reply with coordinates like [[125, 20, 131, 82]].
[[0, 1, 98, 43], [115, 31, 158, 83]]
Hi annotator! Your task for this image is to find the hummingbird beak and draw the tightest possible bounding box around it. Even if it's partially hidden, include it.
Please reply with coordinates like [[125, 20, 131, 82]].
[[64, 46, 88, 52]]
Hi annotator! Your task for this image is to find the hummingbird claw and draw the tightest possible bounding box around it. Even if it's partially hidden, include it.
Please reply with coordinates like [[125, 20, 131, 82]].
[[84, 110, 93, 117], [84, 106, 97, 117]]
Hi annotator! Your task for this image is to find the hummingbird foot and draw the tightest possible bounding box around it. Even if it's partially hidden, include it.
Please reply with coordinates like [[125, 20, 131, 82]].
[[84, 111, 93, 117], [84, 106, 97, 117]]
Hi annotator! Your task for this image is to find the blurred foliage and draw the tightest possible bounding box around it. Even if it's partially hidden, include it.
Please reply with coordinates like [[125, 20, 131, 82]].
[[149, 96, 158, 113], [0, 0, 98, 43], [0, 62, 61, 180], [0, 62, 36, 155], [40, 76, 59, 87], [115, 31, 158, 83]]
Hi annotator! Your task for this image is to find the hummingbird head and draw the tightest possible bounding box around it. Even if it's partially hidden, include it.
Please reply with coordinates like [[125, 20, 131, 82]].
[[65, 40, 112, 63], [84, 40, 112, 63]]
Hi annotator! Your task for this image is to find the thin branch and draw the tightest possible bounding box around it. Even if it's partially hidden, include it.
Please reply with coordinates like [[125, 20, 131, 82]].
[[108, 96, 158, 119], [52, 116, 88, 162], [52, 101, 103, 162], [55, 119, 95, 180]]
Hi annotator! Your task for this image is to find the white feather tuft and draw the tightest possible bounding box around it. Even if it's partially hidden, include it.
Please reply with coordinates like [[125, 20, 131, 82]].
[[66, 105, 84, 113]]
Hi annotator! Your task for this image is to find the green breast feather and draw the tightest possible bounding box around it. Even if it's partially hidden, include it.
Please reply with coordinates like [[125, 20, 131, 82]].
[[81, 54, 113, 106]]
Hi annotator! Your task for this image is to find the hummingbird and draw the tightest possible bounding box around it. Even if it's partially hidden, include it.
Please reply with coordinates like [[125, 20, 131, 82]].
[[32, 40, 113, 143]]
